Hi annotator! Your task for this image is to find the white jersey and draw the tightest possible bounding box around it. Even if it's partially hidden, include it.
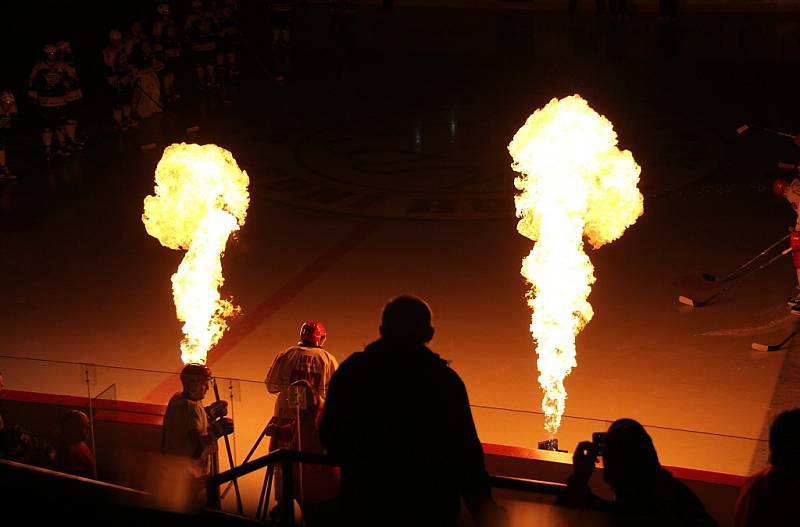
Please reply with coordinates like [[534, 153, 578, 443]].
[[265, 345, 338, 419]]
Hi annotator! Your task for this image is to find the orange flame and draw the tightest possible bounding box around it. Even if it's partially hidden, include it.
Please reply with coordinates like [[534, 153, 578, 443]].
[[143, 143, 250, 365], [509, 95, 643, 435]]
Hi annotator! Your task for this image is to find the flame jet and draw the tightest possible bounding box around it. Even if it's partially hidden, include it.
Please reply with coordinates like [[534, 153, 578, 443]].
[[509, 95, 644, 436], [143, 143, 250, 365]]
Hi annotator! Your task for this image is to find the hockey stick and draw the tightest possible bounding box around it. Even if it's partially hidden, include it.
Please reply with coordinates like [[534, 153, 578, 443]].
[[751, 329, 799, 352], [679, 247, 792, 307], [736, 124, 795, 139], [702, 234, 790, 283]]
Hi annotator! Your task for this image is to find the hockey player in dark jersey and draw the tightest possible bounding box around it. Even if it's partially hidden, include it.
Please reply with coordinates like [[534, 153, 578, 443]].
[[216, 1, 241, 82], [269, 0, 295, 82], [0, 91, 18, 179], [57, 41, 84, 150], [153, 3, 182, 102], [103, 30, 137, 130], [186, 0, 219, 89], [28, 44, 70, 160]]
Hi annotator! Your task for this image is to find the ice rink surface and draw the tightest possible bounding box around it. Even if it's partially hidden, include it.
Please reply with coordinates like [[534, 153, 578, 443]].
[[2, 5, 800, 481]]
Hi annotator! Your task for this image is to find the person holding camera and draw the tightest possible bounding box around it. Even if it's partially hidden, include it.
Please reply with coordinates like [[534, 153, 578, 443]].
[[559, 418, 717, 526], [161, 363, 233, 507]]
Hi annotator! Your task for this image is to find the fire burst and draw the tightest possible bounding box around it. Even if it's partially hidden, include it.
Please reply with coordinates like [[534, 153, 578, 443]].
[[509, 95, 643, 436], [142, 143, 250, 365]]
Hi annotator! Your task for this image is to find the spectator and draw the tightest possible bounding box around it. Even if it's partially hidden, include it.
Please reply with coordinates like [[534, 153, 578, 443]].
[[319, 295, 504, 527], [0, 371, 5, 428], [265, 320, 338, 521], [161, 363, 233, 508], [54, 409, 95, 479], [559, 418, 717, 525], [0, 425, 55, 468], [734, 408, 800, 526]]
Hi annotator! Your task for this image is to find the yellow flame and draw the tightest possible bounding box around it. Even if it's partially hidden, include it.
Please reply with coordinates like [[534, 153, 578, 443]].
[[142, 143, 250, 365], [509, 95, 643, 435]]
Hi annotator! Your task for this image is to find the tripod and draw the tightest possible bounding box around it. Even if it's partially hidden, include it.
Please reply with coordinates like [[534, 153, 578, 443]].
[[226, 381, 313, 522]]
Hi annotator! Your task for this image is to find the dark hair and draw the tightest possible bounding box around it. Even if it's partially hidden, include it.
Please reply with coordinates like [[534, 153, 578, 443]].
[[59, 410, 89, 444], [769, 408, 800, 471], [602, 418, 661, 492], [180, 363, 212, 390], [380, 295, 433, 343]]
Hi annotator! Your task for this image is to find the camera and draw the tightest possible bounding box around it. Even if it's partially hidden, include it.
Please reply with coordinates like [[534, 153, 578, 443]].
[[591, 432, 607, 456]]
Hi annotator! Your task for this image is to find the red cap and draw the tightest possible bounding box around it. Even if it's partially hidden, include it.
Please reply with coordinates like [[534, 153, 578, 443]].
[[300, 320, 327, 346]]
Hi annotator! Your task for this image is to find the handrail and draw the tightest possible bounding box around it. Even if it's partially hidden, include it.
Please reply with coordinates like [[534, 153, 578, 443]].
[[207, 448, 335, 488], [207, 449, 567, 526]]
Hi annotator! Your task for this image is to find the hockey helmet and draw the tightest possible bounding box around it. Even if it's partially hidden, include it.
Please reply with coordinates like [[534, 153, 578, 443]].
[[157, 3, 171, 15], [773, 178, 790, 196], [0, 92, 14, 106], [43, 44, 58, 60], [109, 29, 122, 42], [299, 320, 327, 346]]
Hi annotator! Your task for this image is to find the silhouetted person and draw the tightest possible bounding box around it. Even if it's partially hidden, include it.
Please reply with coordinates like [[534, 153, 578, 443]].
[[0, 425, 54, 468], [160, 363, 233, 509], [735, 408, 800, 526], [54, 409, 95, 479], [319, 295, 504, 527], [559, 418, 717, 525]]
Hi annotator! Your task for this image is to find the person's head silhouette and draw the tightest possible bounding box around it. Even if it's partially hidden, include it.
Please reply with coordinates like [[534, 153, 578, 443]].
[[769, 408, 800, 473], [379, 295, 435, 344], [602, 418, 661, 500]]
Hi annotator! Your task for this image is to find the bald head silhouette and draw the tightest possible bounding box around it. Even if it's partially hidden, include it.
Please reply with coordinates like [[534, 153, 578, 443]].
[[379, 295, 435, 344]]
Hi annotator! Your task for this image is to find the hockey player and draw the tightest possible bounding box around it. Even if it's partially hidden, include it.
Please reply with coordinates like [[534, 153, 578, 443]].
[[57, 41, 84, 150], [28, 44, 70, 160], [0, 91, 18, 179], [269, 0, 295, 81], [186, 0, 219, 89], [264, 320, 338, 519], [216, 1, 241, 82], [773, 176, 800, 315], [103, 30, 137, 130], [153, 3, 182, 102], [152, 3, 175, 44]]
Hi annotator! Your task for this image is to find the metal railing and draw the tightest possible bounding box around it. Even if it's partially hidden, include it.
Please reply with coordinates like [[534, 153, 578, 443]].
[[206, 448, 566, 525]]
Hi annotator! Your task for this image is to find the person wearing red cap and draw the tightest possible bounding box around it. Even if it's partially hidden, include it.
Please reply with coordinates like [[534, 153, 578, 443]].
[[161, 363, 233, 508], [264, 320, 338, 520]]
